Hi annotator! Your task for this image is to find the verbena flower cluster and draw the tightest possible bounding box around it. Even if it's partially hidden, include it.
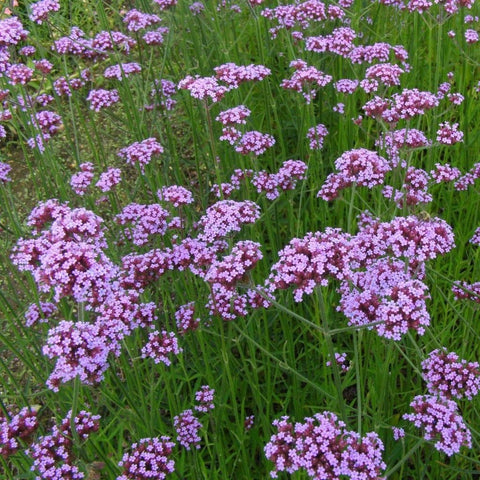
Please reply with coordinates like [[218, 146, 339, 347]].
[[268, 214, 454, 340], [421, 348, 480, 400], [264, 412, 386, 479], [2, 0, 479, 476], [0, 407, 39, 458], [28, 410, 100, 479], [118, 437, 175, 480], [403, 395, 472, 456]]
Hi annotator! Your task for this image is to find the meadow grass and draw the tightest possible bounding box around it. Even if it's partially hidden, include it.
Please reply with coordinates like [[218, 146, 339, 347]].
[[1, 0, 480, 478]]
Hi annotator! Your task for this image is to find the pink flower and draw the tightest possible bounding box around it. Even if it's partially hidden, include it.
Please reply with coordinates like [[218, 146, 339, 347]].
[[403, 395, 471, 456], [235, 131, 275, 155], [178, 75, 227, 102], [436, 122, 463, 145], [118, 138, 164, 171], [87, 88, 119, 112], [118, 437, 175, 480], [141, 330, 182, 365]]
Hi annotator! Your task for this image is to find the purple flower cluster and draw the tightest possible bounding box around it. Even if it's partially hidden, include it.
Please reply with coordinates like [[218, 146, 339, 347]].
[[205, 240, 265, 320], [24, 301, 57, 326], [267, 228, 352, 302], [118, 138, 164, 172], [197, 200, 260, 243], [452, 281, 480, 302], [96, 167, 122, 192], [104, 62, 142, 81], [0, 17, 29, 46], [363, 88, 438, 125], [436, 121, 464, 145], [86, 88, 119, 112], [268, 215, 454, 339], [195, 385, 215, 412], [305, 27, 357, 57], [326, 352, 350, 372], [281, 59, 332, 103], [376, 128, 431, 167], [173, 409, 203, 450], [318, 149, 391, 201], [11, 202, 116, 304], [430, 163, 461, 183], [216, 105, 251, 125], [115, 203, 169, 246], [0, 161, 12, 183], [382, 167, 432, 207], [334, 78, 359, 94], [29, 0, 60, 24], [175, 302, 200, 334], [233, 130, 276, 156], [211, 168, 254, 197], [54, 76, 85, 97], [70, 162, 94, 196], [148, 79, 177, 111], [118, 437, 175, 480], [264, 412, 386, 479], [141, 330, 182, 366], [307, 124, 328, 150], [205, 240, 262, 287], [261, 0, 339, 39], [403, 395, 471, 456], [43, 320, 116, 390], [178, 75, 228, 102], [0, 407, 38, 458], [339, 258, 431, 340], [143, 27, 170, 45], [365, 62, 404, 86], [157, 185, 194, 207], [214, 62, 271, 89], [6, 63, 33, 85], [28, 410, 100, 480], [454, 162, 480, 191], [422, 349, 480, 400], [252, 160, 308, 200], [122, 9, 162, 32]]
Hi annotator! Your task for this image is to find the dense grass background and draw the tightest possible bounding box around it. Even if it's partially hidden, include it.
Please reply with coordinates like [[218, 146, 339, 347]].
[[1, 0, 480, 478]]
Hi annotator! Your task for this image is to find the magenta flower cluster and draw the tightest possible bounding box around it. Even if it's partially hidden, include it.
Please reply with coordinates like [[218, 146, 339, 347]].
[[281, 59, 332, 103], [403, 395, 471, 456], [115, 203, 169, 246], [268, 214, 454, 339], [212, 160, 307, 200], [0, 407, 39, 458], [28, 410, 100, 480], [173, 386, 215, 450], [317, 148, 391, 201], [421, 348, 480, 400], [265, 412, 386, 479], [118, 437, 175, 480], [118, 138, 164, 172], [173, 409, 203, 450]]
